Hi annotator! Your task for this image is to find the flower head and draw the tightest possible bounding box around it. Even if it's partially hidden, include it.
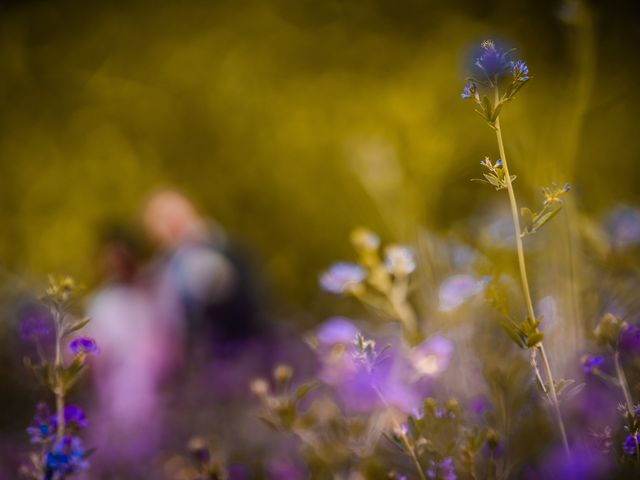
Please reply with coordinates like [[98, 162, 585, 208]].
[[510, 59, 530, 81], [44, 435, 89, 475], [52, 405, 88, 431], [384, 245, 416, 276], [319, 262, 366, 295], [411, 335, 455, 377], [68, 336, 99, 356], [582, 354, 605, 375], [26, 403, 56, 444], [19, 305, 53, 342], [427, 457, 457, 480], [624, 433, 639, 456], [438, 274, 486, 312], [460, 82, 479, 102], [474, 40, 512, 81], [619, 324, 640, 354]]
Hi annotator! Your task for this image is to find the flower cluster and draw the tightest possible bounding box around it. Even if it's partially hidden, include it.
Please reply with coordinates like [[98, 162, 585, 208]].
[[320, 228, 420, 341], [19, 276, 97, 479]]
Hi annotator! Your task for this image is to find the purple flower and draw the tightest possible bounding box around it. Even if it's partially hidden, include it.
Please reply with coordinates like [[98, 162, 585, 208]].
[[51, 405, 88, 431], [624, 433, 639, 456], [427, 457, 456, 480], [460, 82, 478, 101], [474, 40, 511, 80], [539, 444, 609, 479], [19, 305, 53, 341], [384, 245, 416, 275], [510, 60, 530, 81], [411, 335, 455, 377], [619, 324, 640, 354], [68, 336, 99, 355], [603, 205, 640, 250], [582, 354, 605, 375], [26, 403, 56, 444], [438, 274, 485, 312], [315, 317, 359, 346], [319, 262, 366, 294], [44, 435, 89, 475]]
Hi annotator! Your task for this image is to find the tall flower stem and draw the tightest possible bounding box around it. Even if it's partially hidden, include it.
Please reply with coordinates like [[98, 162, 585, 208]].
[[53, 308, 65, 442], [373, 386, 427, 480], [613, 349, 634, 416], [493, 88, 570, 456]]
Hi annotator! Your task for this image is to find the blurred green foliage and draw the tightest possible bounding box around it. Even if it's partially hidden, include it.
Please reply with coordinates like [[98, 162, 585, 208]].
[[0, 0, 638, 308]]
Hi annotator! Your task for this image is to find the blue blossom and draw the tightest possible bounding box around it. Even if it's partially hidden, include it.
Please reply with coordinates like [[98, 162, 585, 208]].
[[44, 435, 89, 475], [19, 305, 53, 342], [426, 457, 456, 480], [582, 354, 604, 375], [315, 317, 359, 346], [384, 245, 416, 275], [619, 324, 640, 354], [510, 59, 530, 81], [623, 433, 639, 456], [474, 40, 511, 81], [603, 205, 640, 250], [438, 274, 486, 312], [51, 405, 88, 431], [68, 336, 99, 355], [319, 262, 366, 294], [26, 403, 56, 444], [460, 82, 478, 101], [411, 335, 455, 377]]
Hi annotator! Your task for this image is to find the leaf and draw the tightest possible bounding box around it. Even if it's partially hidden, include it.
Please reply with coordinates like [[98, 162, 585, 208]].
[[294, 381, 320, 401], [63, 317, 91, 337], [521, 205, 563, 237]]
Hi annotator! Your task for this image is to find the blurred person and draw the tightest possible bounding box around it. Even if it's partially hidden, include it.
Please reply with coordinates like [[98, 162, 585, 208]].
[[86, 224, 179, 478], [143, 189, 265, 361]]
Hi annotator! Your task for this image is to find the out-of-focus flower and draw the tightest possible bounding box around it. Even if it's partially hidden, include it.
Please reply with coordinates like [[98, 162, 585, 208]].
[[68, 336, 99, 355], [426, 457, 456, 480], [319, 262, 366, 295], [603, 205, 640, 250], [582, 354, 605, 375], [539, 445, 609, 479], [474, 40, 512, 81], [26, 403, 56, 444], [315, 317, 359, 347], [19, 305, 53, 342], [384, 245, 416, 275], [51, 405, 88, 431], [350, 228, 380, 252], [623, 433, 639, 456], [44, 435, 89, 475], [411, 335, 454, 377], [438, 274, 485, 312], [619, 324, 640, 354]]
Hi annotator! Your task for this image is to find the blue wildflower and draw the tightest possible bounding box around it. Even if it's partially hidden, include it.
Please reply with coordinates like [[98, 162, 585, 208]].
[[19, 305, 53, 342], [384, 245, 416, 275], [474, 40, 511, 81], [623, 433, 639, 456], [510, 59, 530, 82], [460, 82, 478, 101], [51, 405, 88, 431], [426, 457, 457, 480], [582, 354, 605, 375], [619, 324, 640, 354], [319, 262, 366, 294], [26, 403, 56, 444], [44, 435, 89, 475], [68, 336, 99, 356]]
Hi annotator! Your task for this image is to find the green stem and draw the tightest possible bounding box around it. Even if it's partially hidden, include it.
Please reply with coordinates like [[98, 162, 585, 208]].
[[493, 89, 570, 456], [373, 386, 427, 480], [54, 309, 65, 441], [614, 350, 634, 415]]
